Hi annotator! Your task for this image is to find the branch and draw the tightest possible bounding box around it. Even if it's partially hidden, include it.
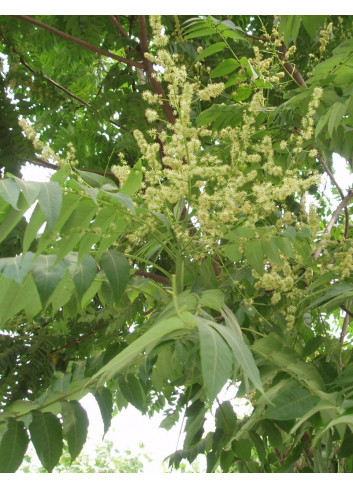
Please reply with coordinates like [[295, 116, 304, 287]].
[[51, 319, 104, 354], [134, 270, 171, 286], [137, 15, 176, 125], [312, 189, 353, 261], [109, 15, 129, 39], [315, 151, 350, 240], [278, 42, 307, 88], [13, 15, 144, 69], [19, 157, 117, 179], [340, 300, 352, 345], [245, 32, 307, 88]]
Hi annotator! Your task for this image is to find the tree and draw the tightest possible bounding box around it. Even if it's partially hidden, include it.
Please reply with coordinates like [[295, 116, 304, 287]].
[[1, 14, 353, 473], [19, 439, 151, 472]]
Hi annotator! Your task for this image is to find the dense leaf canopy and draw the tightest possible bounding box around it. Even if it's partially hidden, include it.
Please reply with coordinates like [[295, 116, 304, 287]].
[[1, 14, 353, 473]]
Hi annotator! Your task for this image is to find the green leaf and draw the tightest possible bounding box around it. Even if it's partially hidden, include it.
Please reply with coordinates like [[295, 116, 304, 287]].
[[101, 249, 130, 305], [29, 411, 63, 472], [77, 169, 115, 188], [0, 419, 29, 473], [61, 400, 89, 462], [14, 179, 41, 206], [37, 181, 62, 231], [327, 100, 348, 137], [119, 160, 143, 196], [215, 400, 237, 434], [212, 319, 264, 395], [64, 252, 97, 300], [265, 381, 319, 420], [93, 315, 186, 383], [197, 318, 233, 403], [0, 252, 35, 284], [0, 194, 28, 245], [274, 236, 294, 258], [200, 289, 225, 312], [195, 42, 227, 61], [0, 274, 41, 325], [102, 190, 136, 216], [0, 178, 20, 209], [301, 15, 325, 39], [119, 374, 146, 411], [244, 240, 264, 275], [23, 203, 46, 252], [211, 58, 239, 78], [223, 243, 242, 262], [232, 439, 251, 461], [93, 387, 113, 436], [186, 27, 216, 39], [31, 254, 67, 307], [261, 238, 282, 266]]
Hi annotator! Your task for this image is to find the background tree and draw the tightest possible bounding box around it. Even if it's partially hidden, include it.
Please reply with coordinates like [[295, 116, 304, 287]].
[[1, 14, 353, 473], [19, 439, 151, 473]]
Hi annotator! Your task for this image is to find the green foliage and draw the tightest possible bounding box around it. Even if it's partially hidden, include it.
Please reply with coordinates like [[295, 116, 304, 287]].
[[1, 14, 353, 474]]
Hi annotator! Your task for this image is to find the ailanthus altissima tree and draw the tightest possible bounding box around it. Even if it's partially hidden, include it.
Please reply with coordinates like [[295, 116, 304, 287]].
[[1, 14, 353, 473]]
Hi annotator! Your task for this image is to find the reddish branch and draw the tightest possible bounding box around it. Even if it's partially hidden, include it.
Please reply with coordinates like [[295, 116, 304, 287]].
[[51, 319, 105, 354], [109, 15, 129, 39], [340, 300, 352, 345], [278, 42, 307, 87], [245, 32, 307, 87], [134, 270, 171, 286], [13, 15, 144, 69]]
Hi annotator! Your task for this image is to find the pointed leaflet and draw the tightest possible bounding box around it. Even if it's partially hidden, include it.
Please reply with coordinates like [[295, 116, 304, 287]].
[[0, 418, 29, 472], [37, 181, 62, 231], [102, 190, 136, 216], [211, 58, 239, 78], [195, 42, 227, 61], [63, 252, 97, 300], [23, 203, 46, 252], [61, 400, 89, 461], [261, 238, 282, 266], [211, 320, 264, 395], [14, 179, 41, 206], [93, 315, 186, 383], [0, 274, 41, 326], [119, 374, 146, 411], [31, 255, 68, 307], [101, 249, 130, 304], [244, 240, 264, 275], [0, 193, 28, 245], [29, 411, 63, 472], [197, 318, 233, 403], [0, 178, 20, 209], [0, 252, 35, 284], [265, 381, 319, 420], [119, 160, 143, 196], [93, 387, 113, 436], [77, 169, 115, 188]]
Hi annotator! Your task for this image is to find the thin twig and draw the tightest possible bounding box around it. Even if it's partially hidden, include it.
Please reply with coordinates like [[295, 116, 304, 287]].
[[340, 304, 353, 320], [134, 270, 171, 286], [315, 151, 350, 240], [13, 15, 144, 69], [51, 319, 105, 354], [312, 189, 353, 261], [109, 15, 129, 39], [340, 300, 352, 345], [244, 32, 307, 88]]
